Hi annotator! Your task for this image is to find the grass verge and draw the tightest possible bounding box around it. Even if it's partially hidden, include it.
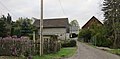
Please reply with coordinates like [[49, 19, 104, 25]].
[[85, 42, 120, 56], [33, 47, 76, 59], [107, 49, 120, 56]]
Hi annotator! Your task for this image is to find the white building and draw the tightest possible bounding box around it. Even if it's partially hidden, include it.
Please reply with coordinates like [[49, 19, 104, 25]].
[[70, 26, 79, 34], [33, 18, 70, 40]]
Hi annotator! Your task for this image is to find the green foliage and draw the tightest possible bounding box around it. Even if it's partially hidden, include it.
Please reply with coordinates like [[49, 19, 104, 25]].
[[78, 29, 92, 42], [102, 0, 120, 48], [34, 36, 61, 55], [33, 47, 76, 59], [11, 17, 35, 38], [0, 14, 12, 37], [70, 20, 79, 26], [91, 33, 112, 47], [78, 24, 113, 47], [0, 38, 35, 56], [0, 19, 7, 37], [6, 13, 12, 24], [108, 49, 120, 56], [20, 18, 32, 36], [61, 40, 76, 47]]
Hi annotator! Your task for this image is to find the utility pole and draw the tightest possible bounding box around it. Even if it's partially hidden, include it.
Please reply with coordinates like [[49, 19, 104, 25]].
[[40, 0, 43, 56]]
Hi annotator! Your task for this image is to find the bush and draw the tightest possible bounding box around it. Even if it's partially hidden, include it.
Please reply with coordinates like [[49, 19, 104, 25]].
[[78, 25, 113, 48], [0, 37, 35, 56], [78, 29, 92, 42], [61, 40, 76, 47]]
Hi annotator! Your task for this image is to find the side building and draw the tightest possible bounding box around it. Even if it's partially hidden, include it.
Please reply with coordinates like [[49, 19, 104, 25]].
[[82, 16, 103, 29]]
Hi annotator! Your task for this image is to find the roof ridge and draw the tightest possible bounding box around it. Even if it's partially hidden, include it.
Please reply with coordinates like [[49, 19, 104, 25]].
[[33, 18, 68, 20], [82, 16, 103, 29]]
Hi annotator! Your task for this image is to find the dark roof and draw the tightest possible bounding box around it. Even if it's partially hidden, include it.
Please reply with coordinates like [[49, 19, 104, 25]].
[[33, 18, 69, 28], [82, 16, 103, 29]]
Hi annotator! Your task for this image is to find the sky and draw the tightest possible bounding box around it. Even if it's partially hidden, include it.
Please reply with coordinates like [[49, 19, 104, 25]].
[[0, 0, 104, 28]]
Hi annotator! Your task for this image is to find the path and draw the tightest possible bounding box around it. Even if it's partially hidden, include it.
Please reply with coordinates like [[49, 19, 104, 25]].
[[64, 42, 120, 59]]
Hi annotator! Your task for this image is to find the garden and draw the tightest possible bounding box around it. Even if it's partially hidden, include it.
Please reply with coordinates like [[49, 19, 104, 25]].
[[0, 36, 77, 59]]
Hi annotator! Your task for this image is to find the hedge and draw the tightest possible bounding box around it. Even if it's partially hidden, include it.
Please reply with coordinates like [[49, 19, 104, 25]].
[[0, 37, 34, 57], [61, 40, 76, 47], [0, 36, 61, 57]]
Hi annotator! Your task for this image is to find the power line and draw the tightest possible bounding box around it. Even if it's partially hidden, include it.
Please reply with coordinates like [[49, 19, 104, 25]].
[[0, 0, 17, 18], [58, 0, 67, 17]]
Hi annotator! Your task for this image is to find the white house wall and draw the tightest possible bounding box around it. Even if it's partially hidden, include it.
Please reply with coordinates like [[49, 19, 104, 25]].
[[38, 28, 68, 40], [70, 26, 79, 34]]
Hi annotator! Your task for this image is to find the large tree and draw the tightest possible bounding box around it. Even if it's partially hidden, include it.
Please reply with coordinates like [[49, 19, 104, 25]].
[[6, 13, 12, 35], [20, 18, 33, 36], [102, 0, 120, 48], [0, 15, 7, 37], [70, 20, 79, 26], [12, 17, 34, 37]]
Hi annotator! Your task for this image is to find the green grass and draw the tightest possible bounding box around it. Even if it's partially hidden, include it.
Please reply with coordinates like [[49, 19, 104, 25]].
[[33, 47, 76, 59], [87, 43, 120, 56], [83, 41, 120, 56], [108, 49, 120, 56]]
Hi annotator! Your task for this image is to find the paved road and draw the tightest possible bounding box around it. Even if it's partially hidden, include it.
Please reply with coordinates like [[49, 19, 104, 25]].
[[64, 42, 120, 59]]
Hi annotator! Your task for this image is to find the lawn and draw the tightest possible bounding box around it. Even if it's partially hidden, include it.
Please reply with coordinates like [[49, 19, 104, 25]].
[[87, 43, 120, 56], [108, 49, 120, 56], [83, 42, 120, 56], [0, 47, 76, 59], [33, 47, 76, 59]]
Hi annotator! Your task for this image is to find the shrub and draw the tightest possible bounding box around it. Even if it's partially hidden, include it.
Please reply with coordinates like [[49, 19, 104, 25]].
[[0, 37, 35, 56], [61, 40, 76, 47], [91, 34, 112, 47], [70, 40, 76, 47]]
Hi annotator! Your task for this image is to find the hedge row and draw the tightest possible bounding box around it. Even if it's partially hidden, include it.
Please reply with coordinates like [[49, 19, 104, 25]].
[[0, 37, 34, 57], [61, 40, 76, 47]]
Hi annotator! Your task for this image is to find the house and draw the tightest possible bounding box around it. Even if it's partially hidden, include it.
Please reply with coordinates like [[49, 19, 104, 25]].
[[69, 24, 79, 40], [33, 18, 70, 40], [82, 16, 103, 29], [70, 25, 79, 34], [69, 26, 79, 40]]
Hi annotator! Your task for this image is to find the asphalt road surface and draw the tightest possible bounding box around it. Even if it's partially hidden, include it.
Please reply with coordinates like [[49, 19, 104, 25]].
[[64, 42, 120, 59]]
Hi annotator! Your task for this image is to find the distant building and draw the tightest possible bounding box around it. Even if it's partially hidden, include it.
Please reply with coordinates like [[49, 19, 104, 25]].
[[70, 25, 79, 34], [33, 18, 70, 40], [82, 16, 103, 29], [69, 20, 80, 40], [69, 25, 79, 40]]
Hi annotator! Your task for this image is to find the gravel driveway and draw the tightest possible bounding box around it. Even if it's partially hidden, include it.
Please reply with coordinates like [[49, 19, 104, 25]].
[[64, 42, 120, 59]]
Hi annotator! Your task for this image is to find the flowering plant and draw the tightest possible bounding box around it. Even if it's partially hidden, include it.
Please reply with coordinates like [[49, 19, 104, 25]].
[[0, 37, 34, 56]]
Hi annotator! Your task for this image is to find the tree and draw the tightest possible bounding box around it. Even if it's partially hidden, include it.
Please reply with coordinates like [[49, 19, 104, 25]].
[[21, 18, 32, 36], [78, 23, 112, 47], [0, 15, 7, 37], [6, 13, 12, 24], [70, 20, 79, 35], [78, 29, 92, 42], [90, 24, 112, 47], [70, 20, 79, 26], [102, 0, 120, 48], [0, 14, 12, 37], [6, 13, 12, 35], [12, 17, 34, 38]]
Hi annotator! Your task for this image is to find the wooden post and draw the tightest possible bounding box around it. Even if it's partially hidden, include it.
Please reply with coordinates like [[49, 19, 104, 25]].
[[33, 31, 36, 43], [33, 31, 36, 52]]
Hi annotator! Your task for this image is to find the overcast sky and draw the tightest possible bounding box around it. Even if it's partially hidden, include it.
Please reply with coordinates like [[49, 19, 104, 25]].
[[0, 0, 104, 27]]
